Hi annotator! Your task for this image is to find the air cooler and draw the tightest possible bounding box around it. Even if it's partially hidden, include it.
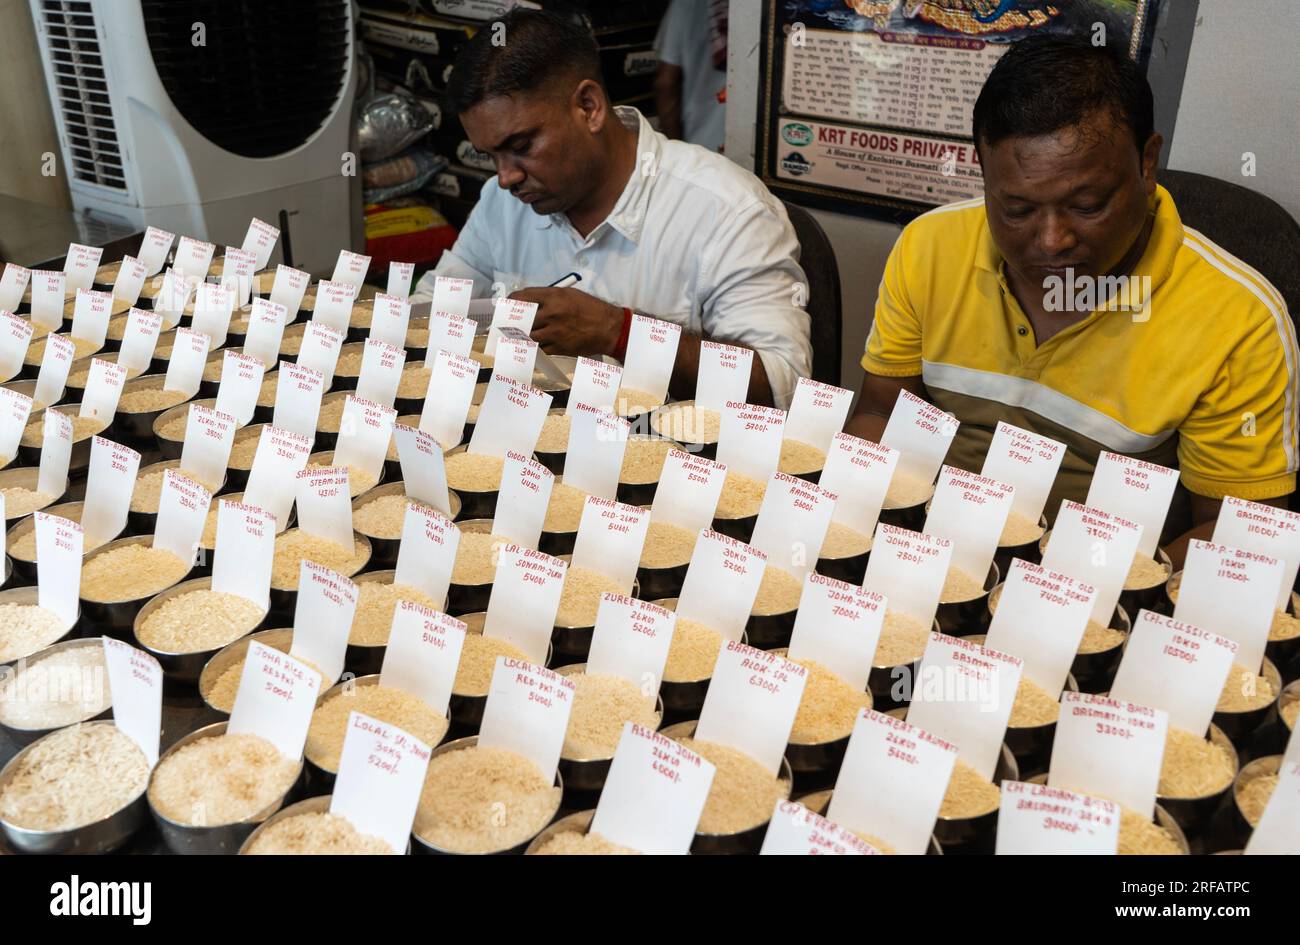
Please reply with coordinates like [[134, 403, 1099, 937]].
[[29, 0, 361, 274]]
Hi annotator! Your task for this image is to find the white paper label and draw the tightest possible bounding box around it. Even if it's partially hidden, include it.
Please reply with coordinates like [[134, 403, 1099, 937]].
[[985, 559, 1096, 696], [382, 603, 466, 716], [70, 289, 113, 347], [62, 243, 103, 293], [289, 561, 357, 685], [355, 338, 406, 408], [467, 373, 552, 459], [676, 530, 768, 642], [829, 709, 958, 856], [77, 358, 127, 426], [153, 269, 194, 329], [297, 322, 344, 387], [392, 424, 451, 513], [37, 409, 73, 497], [862, 524, 952, 630], [788, 573, 885, 691], [172, 237, 214, 282], [906, 633, 1022, 780], [817, 433, 897, 540], [981, 422, 1066, 524], [82, 436, 137, 547], [152, 469, 209, 564], [333, 395, 397, 483], [716, 401, 786, 484], [590, 723, 715, 854], [100, 638, 163, 767], [35, 512, 81, 628], [386, 262, 415, 300], [220, 247, 258, 309], [419, 348, 476, 449], [696, 640, 806, 775], [228, 641, 321, 761], [162, 327, 210, 397], [483, 546, 567, 663], [1213, 496, 1300, 611], [478, 658, 574, 780], [243, 426, 312, 531], [1040, 501, 1144, 625], [923, 466, 1015, 583], [214, 349, 265, 426], [563, 402, 629, 500], [567, 357, 621, 414], [696, 341, 753, 410], [1110, 610, 1238, 737], [424, 310, 475, 364], [192, 283, 235, 352], [0, 264, 32, 312], [296, 466, 354, 550], [482, 298, 536, 359], [995, 781, 1120, 855], [330, 710, 431, 854], [0, 388, 33, 468], [749, 471, 837, 580], [587, 595, 676, 695], [621, 315, 681, 403], [760, 799, 878, 855], [211, 500, 276, 613], [368, 293, 410, 350], [879, 388, 959, 486], [1049, 692, 1168, 818], [30, 271, 66, 330], [137, 226, 174, 277], [1244, 761, 1300, 854], [490, 335, 538, 387], [269, 265, 311, 316], [242, 298, 287, 368], [330, 250, 370, 296], [116, 308, 162, 376], [0, 312, 32, 382], [180, 404, 237, 490], [392, 502, 460, 605], [1172, 540, 1281, 673], [785, 378, 854, 453], [492, 450, 553, 550], [240, 218, 279, 271], [431, 276, 474, 317], [272, 361, 324, 442], [111, 256, 149, 306], [312, 280, 355, 334], [650, 450, 727, 533], [1085, 452, 1179, 558], [571, 496, 650, 593]]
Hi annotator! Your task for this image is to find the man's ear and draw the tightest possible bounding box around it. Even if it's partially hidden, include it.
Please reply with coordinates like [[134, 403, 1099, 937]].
[[1141, 132, 1164, 197], [573, 78, 608, 134]]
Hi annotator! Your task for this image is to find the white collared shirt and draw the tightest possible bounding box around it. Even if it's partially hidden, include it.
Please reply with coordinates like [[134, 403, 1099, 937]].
[[414, 107, 812, 408]]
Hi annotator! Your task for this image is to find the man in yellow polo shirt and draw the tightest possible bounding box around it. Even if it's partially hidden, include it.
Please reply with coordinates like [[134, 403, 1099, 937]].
[[846, 34, 1297, 551]]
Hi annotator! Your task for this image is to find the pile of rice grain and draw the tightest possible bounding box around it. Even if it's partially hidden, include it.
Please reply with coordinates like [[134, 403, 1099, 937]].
[[676, 736, 788, 834], [1125, 553, 1170, 590], [1283, 699, 1299, 730], [620, 437, 676, 484], [156, 413, 189, 442], [205, 649, 324, 712], [414, 746, 560, 853], [1216, 664, 1276, 713], [819, 521, 872, 559], [639, 520, 696, 569], [614, 387, 662, 418], [752, 565, 803, 615], [787, 659, 871, 744], [0, 723, 148, 831], [999, 511, 1044, 546], [130, 466, 221, 513], [451, 531, 511, 585], [562, 673, 658, 759], [778, 439, 825, 476], [444, 451, 504, 493], [883, 472, 933, 509], [1158, 727, 1235, 798], [246, 811, 394, 855], [305, 685, 449, 772], [939, 566, 985, 604], [397, 366, 431, 399], [544, 481, 589, 533], [715, 471, 765, 519], [315, 398, 347, 433], [1117, 807, 1183, 855], [137, 590, 265, 654], [20, 414, 105, 448], [148, 732, 298, 826], [939, 760, 1001, 819], [663, 619, 724, 682], [1271, 611, 1300, 640], [557, 567, 624, 628], [116, 387, 188, 414], [353, 494, 412, 539], [652, 404, 719, 445], [80, 544, 189, 602], [533, 830, 639, 855], [270, 531, 368, 590], [1008, 677, 1060, 728], [0, 604, 69, 663], [534, 413, 570, 454], [452, 633, 530, 697], [0, 645, 110, 730], [302, 458, 378, 498], [1, 485, 58, 518], [1236, 772, 1278, 827], [874, 611, 930, 667], [1079, 620, 1127, 654], [226, 429, 262, 469], [351, 582, 441, 645]]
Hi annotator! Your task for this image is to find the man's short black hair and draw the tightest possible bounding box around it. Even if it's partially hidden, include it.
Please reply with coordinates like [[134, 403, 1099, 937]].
[[972, 34, 1154, 156], [447, 9, 603, 114]]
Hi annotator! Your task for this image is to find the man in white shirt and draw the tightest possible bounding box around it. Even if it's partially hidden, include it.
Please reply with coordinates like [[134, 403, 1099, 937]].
[[654, 0, 728, 152], [413, 9, 811, 408]]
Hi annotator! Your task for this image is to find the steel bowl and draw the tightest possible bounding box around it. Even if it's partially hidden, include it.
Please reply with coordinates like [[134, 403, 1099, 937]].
[[615, 433, 682, 509], [446, 519, 499, 616], [404, 316, 430, 363], [931, 744, 1018, 854], [1026, 772, 1190, 854], [133, 575, 271, 683], [306, 449, 385, 503], [1267, 591, 1300, 681], [238, 792, 409, 854], [221, 423, 271, 493], [635, 543, 691, 603], [0, 636, 113, 746], [877, 484, 932, 531], [330, 342, 366, 392], [661, 719, 793, 855], [745, 568, 803, 651], [348, 570, 449, 675], [1156, 722, 1239, 837], [935, 561, 999, 637], [79, 533, 194, 638], [0, 585, 80, 669], [798, 789, 943, 854], [1213, 657, 1284, 748], [649, 401, 718, 462], [267, 529, 372, 620], [1040, 527, 1172, 618], [992, 513, 1047, 580], [0, 719, 148, 853], [1, 555, 10, 590], [15, 409, 101, 477], [352, 481, 462, 570], [197, 347, 249, 400], [768, 647, 871, 777], [109, 374, 192, 448], [441, 443, 502, 522], [1228, 754, 1281, 848], [411, 735, 563, 855], [446, 612, 554, 733], [550, 555, 640, 666], [147, 720, 303, 854], [196, 627, 327, 720], [126, 458, 226, 536], [711, 508, 757, 544], [309, 389, 354, 453], [648, 597, 751, 721], [869, 615, 944, 712], [152, 397, 219, 459], [0, 466, 64, 527], [523, 808, 600, 855], [816, 527, 873, 587], [5, 499, 85, 583], [553, 662, 663, 792], [532, 407, 568, 476]]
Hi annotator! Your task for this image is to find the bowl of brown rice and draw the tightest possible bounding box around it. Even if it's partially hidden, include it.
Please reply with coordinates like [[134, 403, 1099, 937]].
[[616, 433, 680, 508], [931, 745, 1018, 854], [769, 648, 873, 776], [111, 374, 192, 447], [777, 438, 826, 484], [935, 561, 999, 637], [352, 482, 463, 570], [551, 556, 638, 665], [649, 597, 749, 722], [447, 611, 552, 731], [650, 401, 719, 461], [79, 534, 194, 637], [1155, 722, 1238, 835], [711, 469, 765, 543], [816, 520, 874, 586], [553, 663, 663, 791], [745, 564, 806, 650], [346, 570, 448, 675], [636, 519, 697, 602], [442, 444, 505, 522], [198, 627, 329, 719], [993, 511, 1047, 580]]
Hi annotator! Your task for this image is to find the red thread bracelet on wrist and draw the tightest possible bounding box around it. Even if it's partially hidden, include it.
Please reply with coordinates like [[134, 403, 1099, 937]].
[[613, 306, 633, 360]]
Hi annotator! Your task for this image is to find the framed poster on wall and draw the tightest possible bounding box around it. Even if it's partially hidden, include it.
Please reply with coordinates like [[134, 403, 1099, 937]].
[[756, 0, 1161, 220]]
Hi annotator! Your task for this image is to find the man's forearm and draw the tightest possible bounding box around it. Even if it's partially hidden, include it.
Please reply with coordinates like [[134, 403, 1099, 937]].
[[668, 330, 775, 407]]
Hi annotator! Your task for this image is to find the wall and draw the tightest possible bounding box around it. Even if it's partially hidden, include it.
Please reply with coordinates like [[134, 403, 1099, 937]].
[[0, 0, 71, 208]]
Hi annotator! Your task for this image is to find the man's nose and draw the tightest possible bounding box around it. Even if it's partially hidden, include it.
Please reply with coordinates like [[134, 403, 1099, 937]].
[[496, 157, 526, 191], [1038, 211, 1079, 258]]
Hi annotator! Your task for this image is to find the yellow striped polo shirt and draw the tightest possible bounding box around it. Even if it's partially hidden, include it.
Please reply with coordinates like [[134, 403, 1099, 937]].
[[863, 184, 1298, 512]]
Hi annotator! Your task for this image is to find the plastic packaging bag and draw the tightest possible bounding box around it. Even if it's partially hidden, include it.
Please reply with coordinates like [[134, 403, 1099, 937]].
[[357, 91, 435, 163]]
